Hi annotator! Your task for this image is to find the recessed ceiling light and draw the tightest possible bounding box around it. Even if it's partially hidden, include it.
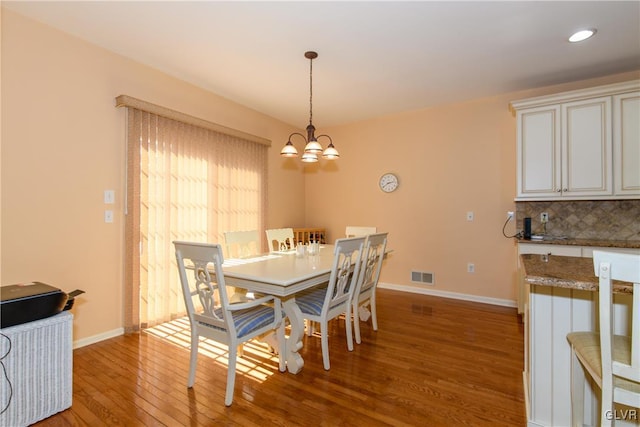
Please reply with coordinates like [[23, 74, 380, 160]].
[[569, 29, 597, 43]]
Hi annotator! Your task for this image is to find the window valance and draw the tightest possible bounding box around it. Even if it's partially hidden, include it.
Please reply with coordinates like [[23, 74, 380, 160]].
[[115, 94, 271, 147]]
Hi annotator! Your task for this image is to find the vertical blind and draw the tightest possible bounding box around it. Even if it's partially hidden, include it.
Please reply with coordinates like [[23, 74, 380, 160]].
[[124, 107, 268, 331]]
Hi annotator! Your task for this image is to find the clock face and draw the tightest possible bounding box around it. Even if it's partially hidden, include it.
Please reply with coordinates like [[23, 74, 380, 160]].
[[379, 173, 399, 193]]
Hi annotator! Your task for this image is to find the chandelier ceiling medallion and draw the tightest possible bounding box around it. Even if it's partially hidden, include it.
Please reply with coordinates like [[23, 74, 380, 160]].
[[280, 51, 339, 162]]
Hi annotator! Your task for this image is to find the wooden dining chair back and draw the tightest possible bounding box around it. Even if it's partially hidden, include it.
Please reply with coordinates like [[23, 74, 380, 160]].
[[173, 241, 285, 406], [295, 236, 366, 370], [345, 226, 377, 238], [352, 232, 388, 344], [223, 230, 260, 258], [265, 228, 295, 252], [566, 251, 640, 426]]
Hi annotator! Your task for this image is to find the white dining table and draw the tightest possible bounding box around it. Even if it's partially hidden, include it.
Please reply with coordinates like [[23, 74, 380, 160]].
[[222, 245, 335, 374]]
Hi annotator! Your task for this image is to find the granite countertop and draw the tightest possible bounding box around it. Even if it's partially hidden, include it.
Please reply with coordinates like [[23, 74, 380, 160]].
[[518, 237, 640, 249], [521, 253, 634, 294]]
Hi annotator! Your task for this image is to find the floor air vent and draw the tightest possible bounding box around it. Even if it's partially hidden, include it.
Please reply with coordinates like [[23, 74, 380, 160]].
[[411, 271, 434, 285]]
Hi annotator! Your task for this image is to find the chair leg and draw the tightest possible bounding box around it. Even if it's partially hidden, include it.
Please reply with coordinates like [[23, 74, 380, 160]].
[[321, 321, 330, 370], [345, 305, 354, 352], [354, 302, 362, 345], [370, 294, 378, 331], [600, 407, 613, 427], [570, 347, 585, 427], [187, 331, 198, 388], [225, 344, 238, 406], [600, 379, 614, 427]]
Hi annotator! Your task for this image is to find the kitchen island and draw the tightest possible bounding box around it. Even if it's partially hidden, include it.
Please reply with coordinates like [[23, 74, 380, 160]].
[[520, 253, 637, 427]]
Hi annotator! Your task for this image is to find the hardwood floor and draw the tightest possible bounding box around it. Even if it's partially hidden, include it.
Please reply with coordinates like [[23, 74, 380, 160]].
[[34, 289, 525, 426]]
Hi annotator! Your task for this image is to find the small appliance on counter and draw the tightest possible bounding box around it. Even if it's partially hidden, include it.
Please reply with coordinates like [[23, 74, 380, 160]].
[[0, 282, 84, 328], [523, 217, 532, 240]]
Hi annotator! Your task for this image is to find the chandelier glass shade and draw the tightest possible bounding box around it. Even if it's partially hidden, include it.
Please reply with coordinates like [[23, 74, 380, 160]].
[[280, 51, 339, 163]]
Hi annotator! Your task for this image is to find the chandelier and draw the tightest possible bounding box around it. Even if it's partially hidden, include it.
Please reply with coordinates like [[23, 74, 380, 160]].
[[280, 51, 339, 162]]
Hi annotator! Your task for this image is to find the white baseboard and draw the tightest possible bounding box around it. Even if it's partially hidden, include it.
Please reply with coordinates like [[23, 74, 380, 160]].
[[71, 286, 515, 348], [378, 282, 517, 308], [73, 327, 124, 349]]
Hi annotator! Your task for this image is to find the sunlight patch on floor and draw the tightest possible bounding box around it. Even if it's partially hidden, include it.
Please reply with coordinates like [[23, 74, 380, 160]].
[[144, 316, 280, 382]]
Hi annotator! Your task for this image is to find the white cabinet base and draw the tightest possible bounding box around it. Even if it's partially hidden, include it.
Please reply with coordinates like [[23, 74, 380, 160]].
[[527, 285, 638, 427], [520, 244, 640, 426]]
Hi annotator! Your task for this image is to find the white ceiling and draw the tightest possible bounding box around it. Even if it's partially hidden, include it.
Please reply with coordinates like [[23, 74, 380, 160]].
[[4, 1, 640, 128]]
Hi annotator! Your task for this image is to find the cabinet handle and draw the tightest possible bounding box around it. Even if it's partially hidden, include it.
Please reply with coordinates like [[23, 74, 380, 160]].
[[563, 188, 568, 192], [556, 189, 562, 192]]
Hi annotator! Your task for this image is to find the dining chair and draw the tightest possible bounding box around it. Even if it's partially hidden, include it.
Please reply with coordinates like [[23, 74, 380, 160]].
[[223, 230, 260, 259], [223, 230, 261, 301], [295, 236, 366, 370], [345, 226, 377, 238], [265, 227, 295, 252], [173, 241, 286, 406], [566, 251, 640, 426], [352, 232, 388, 345]]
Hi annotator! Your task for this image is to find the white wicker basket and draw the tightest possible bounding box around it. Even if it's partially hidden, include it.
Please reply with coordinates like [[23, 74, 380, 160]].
[[0, 311, 73, 426]]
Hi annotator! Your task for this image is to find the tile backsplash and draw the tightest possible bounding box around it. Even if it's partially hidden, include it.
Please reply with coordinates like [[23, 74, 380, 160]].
[[516, 200, 640, 241]]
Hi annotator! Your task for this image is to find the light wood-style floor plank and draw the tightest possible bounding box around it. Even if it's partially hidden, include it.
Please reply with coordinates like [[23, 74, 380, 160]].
[[33, 289, 525, 426]]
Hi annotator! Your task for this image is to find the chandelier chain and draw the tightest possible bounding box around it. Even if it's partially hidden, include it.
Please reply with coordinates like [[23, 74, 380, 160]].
[[309, 56, 313, 125]]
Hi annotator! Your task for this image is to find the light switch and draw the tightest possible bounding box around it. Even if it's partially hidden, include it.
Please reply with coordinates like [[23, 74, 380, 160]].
[[466, 211, 474, 221], [104, 190, 115, 204], [104, 210, 114, 223]]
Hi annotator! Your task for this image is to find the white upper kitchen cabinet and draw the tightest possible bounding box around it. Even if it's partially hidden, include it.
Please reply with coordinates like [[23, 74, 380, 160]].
[[516, 105, 561, 198], [511, 80, 639, 201], [614, 91, 640, 196], [562, 97, 612, 197]]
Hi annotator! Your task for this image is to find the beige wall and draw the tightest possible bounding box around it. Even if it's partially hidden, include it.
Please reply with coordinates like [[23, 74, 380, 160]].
[[312, 70, 639, 301], [2, 9, 638, 343], [308, 95, 518, 300], [0, 10, 304, 341]]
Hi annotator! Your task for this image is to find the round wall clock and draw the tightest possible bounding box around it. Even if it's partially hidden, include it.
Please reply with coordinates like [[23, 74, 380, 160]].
[[379, 173, 399, 193]]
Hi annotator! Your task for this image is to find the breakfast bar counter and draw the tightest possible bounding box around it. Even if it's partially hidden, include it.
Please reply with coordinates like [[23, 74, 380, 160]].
[[517, 237, 640, 249], [521, 253, 634, 294]]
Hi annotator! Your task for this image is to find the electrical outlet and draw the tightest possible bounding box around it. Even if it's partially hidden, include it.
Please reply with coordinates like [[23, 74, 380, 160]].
[[467, 263, 475, 273], [541, 212, 549, 223], [507, 211, 514, 221]]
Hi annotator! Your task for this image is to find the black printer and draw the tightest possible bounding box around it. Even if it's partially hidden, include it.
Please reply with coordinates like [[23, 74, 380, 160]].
[[0, 282, 83, 328]]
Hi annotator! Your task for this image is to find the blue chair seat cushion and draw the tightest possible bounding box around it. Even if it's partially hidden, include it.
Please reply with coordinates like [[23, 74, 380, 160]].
[[213, 305, 276, 338], [296, 287, 328, 315]]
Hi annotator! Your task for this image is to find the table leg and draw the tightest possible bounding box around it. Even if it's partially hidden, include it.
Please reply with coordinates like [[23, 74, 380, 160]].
[[358, 305, 371, 321], [282, 298, 305, 374]]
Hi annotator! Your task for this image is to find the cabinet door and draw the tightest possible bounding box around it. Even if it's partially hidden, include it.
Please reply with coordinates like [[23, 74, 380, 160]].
[[562, 97, 613, 196], [516, 106, 561, 198], [613, 91, 640, 196]]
